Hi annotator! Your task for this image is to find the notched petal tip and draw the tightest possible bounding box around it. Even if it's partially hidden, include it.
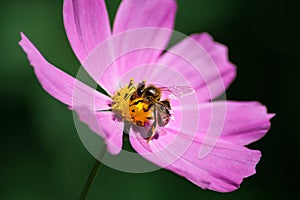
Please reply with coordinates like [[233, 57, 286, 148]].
[[19, 32, 33, 49], [268, 113, 276, 119], [19, 32, 24, 42], [18, 32, 30, 52], [190, 32, 213, 41], [19, 32, 25, 40], [63, 0, 111, 64], [190, 32, 236, 68], [113, 0, 177, 34]]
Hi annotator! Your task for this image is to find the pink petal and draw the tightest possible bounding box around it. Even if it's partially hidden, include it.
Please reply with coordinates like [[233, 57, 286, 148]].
[[95, 0, 177, 94], [75, 107, 123, 155], [158, 33, 236, 101], [19, 33, 110, 111], [63, 0, 111, 70], [129, 100, 273, 192], [166, 140, 262, 192], [197, 101, 275, 146], [113, 0, 177, 34], [88, 29, 174, 95], [130, 128, 261, 192], [19, 33, 120, 154]]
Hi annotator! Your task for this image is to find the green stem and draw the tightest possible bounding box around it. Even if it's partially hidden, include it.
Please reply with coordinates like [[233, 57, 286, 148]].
[[79, 148, 106, 200]]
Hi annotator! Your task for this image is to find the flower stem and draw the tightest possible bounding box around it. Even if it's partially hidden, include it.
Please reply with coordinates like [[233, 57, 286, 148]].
[[79, 148, 106, 200]]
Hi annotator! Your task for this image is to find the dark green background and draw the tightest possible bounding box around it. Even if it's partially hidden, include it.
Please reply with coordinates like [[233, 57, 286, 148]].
[[1, 0, 299, 199]]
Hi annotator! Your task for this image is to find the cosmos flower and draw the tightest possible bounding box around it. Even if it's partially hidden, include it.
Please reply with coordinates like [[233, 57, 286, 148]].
[[19, 0, 274, 192]]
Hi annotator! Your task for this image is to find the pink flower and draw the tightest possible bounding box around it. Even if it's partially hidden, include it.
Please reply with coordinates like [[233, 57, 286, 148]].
[[19, 0, 274, 192]]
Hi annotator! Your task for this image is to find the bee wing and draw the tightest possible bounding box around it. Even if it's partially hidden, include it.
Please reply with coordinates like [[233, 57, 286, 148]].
[[148, 98, 171, 127], [159, 86, 195, 99], [156, 104, 170, 127]]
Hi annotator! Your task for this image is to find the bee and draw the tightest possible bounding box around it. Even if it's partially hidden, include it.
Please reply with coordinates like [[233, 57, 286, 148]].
[[129, 81, 194, 143]]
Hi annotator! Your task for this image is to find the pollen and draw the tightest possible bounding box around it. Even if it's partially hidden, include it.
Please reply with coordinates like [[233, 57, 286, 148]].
[[111, 79, 136, 122], [111, 79, 153, 126]]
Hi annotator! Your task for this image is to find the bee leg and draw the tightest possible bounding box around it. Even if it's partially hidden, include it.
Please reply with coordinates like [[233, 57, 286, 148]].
[[146, 107, 157, 143], [160, 99, 171, 109], [146, 122, 157, 143], [128, 79, 134, 88]]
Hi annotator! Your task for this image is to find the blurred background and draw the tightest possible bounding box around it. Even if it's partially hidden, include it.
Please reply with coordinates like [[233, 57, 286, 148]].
[[0, 0, 299, 199]]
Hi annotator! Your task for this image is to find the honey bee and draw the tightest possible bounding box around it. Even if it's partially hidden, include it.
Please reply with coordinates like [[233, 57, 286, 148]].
[[128, 81, 194, 142]]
